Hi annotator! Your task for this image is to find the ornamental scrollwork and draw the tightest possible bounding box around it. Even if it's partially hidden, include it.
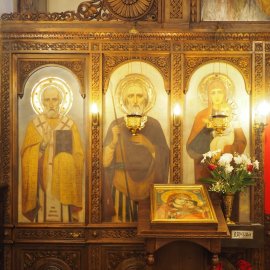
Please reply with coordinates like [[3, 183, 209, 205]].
[[22, 250, 80, 270], [103, 248, 145, 270], [15, 229, 85, 240], [17, 59, 86, 98], [105, 0, 155, 21], [77, 1, 105, 20], [89, 228, 138, 240], [2, 0, 157, 22], [184, 55, 251, 94]]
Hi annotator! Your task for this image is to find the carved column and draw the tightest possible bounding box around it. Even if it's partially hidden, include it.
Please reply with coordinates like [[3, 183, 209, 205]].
[[252, 41, 265, 270]]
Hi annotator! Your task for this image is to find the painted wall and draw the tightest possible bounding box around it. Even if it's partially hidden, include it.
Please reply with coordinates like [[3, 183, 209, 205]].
[[0, 0, 16, 14]]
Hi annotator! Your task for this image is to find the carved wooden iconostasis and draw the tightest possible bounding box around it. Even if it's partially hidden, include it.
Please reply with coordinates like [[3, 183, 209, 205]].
[[1, 0, 270, 269]]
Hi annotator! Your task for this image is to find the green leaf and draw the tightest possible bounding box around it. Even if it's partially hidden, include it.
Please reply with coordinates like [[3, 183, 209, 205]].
[[199, 178, 217, 184]]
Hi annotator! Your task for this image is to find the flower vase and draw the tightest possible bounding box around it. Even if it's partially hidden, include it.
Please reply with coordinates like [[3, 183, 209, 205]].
[[222, 193, 235, 224]]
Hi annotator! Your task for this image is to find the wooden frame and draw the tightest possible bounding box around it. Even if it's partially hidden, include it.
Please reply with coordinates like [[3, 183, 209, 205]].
[[150, 184, 218, 224], [14, 56, 88, 224]]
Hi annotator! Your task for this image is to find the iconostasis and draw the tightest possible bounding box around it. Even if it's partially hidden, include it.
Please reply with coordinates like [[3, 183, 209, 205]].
[[1, 0, 270, 269]]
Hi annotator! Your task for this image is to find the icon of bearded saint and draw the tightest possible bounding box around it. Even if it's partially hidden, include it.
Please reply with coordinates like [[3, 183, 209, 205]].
[[102, 73, 169, 223], [21, 78, 84, 223]]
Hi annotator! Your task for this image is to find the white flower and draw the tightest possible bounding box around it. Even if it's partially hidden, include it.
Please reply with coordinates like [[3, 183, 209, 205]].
[[234, 155, 242, 164], [200, 150, 259, 194], [240, 154, 251, 165], [218, 153, 233, 166], [253, 160, 259, 170], [224, 165, 234, 174], [201, 149, 221, 163]]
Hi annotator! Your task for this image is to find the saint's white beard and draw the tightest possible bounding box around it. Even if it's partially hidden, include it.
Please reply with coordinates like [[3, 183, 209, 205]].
[[45, 108, 59, 119]]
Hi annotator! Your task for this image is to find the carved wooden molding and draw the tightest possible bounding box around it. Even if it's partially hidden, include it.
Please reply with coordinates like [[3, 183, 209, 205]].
[[103, 54, 170, 93], [170, 0, 183, 19], [88, 228, 138, 240], [182, 41, 252, 52], [171, 53, 183, 183], [0, 53, 11, 224], [183, 55, 252, 94], [90, 53, 102, 224], [253, 45, 265, 225], [101, 246, 145, 270], [89, 245, 101, 269], [115, 257, 146, 270], [105, 0, 155, 21], [16, 56, 87, 98], [3, 32, 270, 42], [18, 249, 81, 270], [15, 228, 85, 241]]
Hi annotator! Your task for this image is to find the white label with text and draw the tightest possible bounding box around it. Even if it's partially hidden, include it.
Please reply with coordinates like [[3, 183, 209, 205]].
[[231, 230, 253, 239]]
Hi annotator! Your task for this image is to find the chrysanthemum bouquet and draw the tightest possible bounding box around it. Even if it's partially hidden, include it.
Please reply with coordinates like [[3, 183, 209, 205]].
[[200, 150, 259, 194]]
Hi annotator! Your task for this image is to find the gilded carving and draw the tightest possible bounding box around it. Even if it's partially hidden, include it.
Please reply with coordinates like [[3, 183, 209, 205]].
[[254, 54, 264, 96], [3, 0, 157, 22], [11, 41, 89, 52], [1, 11, 78, 21], [170, 0, 183, 19], [103, 54, 170, 93], [1, 53, 11, 224], [266, 42, 270, 52], [3, 32, 270, 44], [254, 124, 265, 223], [91, 43, 100, 51], [3, 42, 10, 52], [88, 228, 138, 239], [105, 0, 155, 21], [90, 53, 102, 223], [253, 52, 264, 225], [77, 1, 105, 20], [190, 0, 198, 23], [266, 54, 270, 89], [101, 40, 170, 52], [183, 55, 252, 94], [0, 53, 10, 182], [15, 229, 85, 240], [17, 59, 86, 98], [171, 53, 183, 183], [183, 41, 252, 52], [255, 42, 264, 52]]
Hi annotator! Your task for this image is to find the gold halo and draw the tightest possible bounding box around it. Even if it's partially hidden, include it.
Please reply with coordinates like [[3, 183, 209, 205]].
[[160, 190, 204, 207], [198, 73, 235, 105], [115, 73, 156, 115], [31, 77, 73, 115]]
